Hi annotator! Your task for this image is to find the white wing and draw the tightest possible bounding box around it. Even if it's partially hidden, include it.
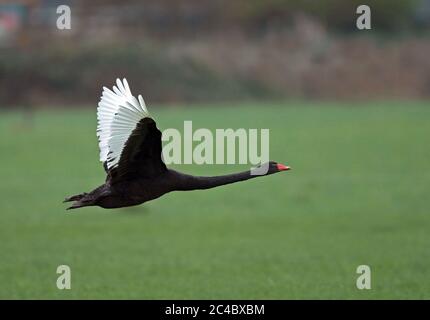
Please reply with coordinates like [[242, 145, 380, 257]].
[[97, 78, 149, 170]]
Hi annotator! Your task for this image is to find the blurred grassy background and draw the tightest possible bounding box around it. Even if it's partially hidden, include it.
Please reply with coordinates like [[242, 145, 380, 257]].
[[0, 102, 429, 299]]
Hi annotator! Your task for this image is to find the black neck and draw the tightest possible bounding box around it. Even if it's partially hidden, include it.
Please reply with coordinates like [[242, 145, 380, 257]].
[[171, 169, 256, 191]]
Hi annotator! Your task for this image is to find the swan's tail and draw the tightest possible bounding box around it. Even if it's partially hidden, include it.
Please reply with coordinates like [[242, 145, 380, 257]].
[[64, 193, 94, 210], [64, 193, 87, 203]]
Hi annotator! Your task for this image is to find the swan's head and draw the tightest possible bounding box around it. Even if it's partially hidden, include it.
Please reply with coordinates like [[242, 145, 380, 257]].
[[253, 161, 290, 175]]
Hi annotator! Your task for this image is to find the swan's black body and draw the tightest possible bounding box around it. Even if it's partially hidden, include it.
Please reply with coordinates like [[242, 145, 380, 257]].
[[65, 167, 280, 209], [65, 96, 289, 210]]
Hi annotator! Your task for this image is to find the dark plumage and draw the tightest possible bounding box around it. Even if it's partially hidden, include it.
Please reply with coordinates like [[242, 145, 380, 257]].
[[64, 79, 290, 210]]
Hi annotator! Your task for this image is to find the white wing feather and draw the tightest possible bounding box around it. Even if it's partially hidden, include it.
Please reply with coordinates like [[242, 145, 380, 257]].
[[97, 78, 149, 170]]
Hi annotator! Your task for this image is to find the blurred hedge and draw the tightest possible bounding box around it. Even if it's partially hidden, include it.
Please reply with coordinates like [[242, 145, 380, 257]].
[[1, 0, 428, 107], [228, 0, 421, 32], [0, 44, 273, 107]]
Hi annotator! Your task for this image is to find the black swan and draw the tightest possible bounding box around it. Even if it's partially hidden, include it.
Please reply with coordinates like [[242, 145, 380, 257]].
[[64, 79, 290, 210]]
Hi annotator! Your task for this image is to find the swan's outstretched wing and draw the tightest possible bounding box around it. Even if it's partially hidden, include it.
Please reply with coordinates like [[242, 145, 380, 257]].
[[97, 78, 166, 182]]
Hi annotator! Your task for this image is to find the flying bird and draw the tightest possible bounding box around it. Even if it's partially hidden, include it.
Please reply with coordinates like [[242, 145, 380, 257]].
[[64, 79, 290, 210]]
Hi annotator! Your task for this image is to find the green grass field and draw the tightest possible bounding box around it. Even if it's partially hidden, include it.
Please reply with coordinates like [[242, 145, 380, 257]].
[[0, 101, 429, 299]]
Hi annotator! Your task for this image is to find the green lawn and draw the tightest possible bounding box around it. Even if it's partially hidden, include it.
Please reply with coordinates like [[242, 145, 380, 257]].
[[0, 101, 429, 299]]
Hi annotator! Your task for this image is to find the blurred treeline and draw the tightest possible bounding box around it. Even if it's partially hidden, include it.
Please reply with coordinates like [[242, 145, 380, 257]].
[[238, 0, 428, 31], [1, 0, 430, 107]]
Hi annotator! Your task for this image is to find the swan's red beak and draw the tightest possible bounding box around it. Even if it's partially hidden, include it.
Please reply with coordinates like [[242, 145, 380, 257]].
[[277, 163, 290, 171]]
